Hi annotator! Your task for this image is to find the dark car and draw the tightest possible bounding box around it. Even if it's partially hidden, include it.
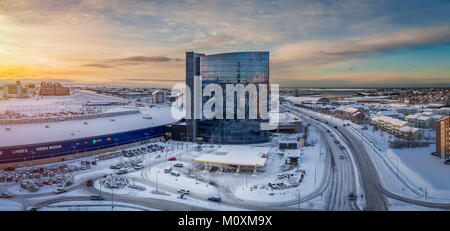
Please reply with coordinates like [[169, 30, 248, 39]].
[[444, 159, 450, 165], [86, 180, 94, 187], [90, 195, 104, 201], [348, 192, 356, 201], [208, 197, 222, 203], [110, 165, 119, 169]]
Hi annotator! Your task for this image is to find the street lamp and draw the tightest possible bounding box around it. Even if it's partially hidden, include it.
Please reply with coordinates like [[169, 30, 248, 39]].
[[30, 151, 35, 167], [144, 133, 150, 174], [113, 138, 119, 151], [389, 155, 399, 205], [71, 145, 76, 166], [156, 169, 159, 193]]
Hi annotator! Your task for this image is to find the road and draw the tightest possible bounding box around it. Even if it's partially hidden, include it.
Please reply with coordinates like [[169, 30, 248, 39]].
[[286, 105, 387, 211], [287, 104, 450, 210], [285, 109, 360, 211]]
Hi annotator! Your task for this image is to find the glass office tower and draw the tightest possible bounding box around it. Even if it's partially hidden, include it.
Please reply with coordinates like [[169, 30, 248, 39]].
[[194, 51, 270, 144]]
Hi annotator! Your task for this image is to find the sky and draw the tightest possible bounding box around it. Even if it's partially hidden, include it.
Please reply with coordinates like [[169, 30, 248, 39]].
[[0, 0, 450, 88]]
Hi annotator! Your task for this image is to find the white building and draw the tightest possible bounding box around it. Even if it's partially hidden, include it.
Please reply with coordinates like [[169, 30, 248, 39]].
[[152, 90, 166, 103]]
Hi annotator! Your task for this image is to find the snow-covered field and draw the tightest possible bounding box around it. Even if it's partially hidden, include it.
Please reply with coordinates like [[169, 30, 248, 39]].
[[0, 89, 126, 115], [355, 126, 450, 202], [0, 199, 23, 211], [39, 201, 153, 211]]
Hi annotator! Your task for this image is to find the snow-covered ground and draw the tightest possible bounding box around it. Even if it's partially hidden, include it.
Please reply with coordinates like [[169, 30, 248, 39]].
[[39, 201, 153, 211], [0, 199, 23, 211], [0, 89, 126, 115], [0, 105, 176, 146], [353, 126, 450, 202]]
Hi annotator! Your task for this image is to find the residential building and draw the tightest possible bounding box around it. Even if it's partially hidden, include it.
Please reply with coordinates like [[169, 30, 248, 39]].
[[436, 117, 450, 160]]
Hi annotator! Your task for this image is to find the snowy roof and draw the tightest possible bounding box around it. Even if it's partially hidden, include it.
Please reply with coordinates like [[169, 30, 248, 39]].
[[417, 116, 431, 121], [278, 112, 302, 123], [0, 106, 177, 146], [194, 146, 269, 167], [372, 116, 409, 126], [399, 126, 420, 133], [405, 114, 420, 120], [377, 110, 399, 116]]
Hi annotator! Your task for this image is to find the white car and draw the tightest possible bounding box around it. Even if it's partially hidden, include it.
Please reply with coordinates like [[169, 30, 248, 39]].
[[55, 187, 67, 194], [134, 164, 144, 170], [177, 189, 190, 194], [0, 192, 12, 198], [277, 174, 287, 179]]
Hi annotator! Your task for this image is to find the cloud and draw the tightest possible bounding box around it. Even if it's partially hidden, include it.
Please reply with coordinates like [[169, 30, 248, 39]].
[[121, 78, 182, 82], [191, 34, 237, 48], [84, 56, 182, 68], [273, 27, 450, 72]]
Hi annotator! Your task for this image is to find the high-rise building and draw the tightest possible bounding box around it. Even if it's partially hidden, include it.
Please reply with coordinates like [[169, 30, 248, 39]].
[[185, 51, 270, 144], [437, 117, 450, 159]]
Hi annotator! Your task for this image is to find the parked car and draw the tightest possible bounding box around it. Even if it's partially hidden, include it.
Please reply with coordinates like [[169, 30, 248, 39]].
[[277, 174, 287, 179], [339, 146, 345, 150], [134, 164, 144, 170], [110, 165, 119, 169], [164, 168, 172, 173], [174, 163, 183, 168], [444, 159, 450, 165], [86, 180, 94, 187], [171, 172, 180, 177], [168, 157, 176, 161], [208, 197, 222, 203], [117, 169, 128, 175]]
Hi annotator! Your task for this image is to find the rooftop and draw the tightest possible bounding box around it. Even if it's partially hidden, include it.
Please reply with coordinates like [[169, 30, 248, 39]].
[[194, 145, 269, 167], [0, 106, 176, 147]]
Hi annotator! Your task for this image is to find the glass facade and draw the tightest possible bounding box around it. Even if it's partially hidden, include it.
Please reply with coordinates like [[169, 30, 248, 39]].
[[197, 52, 270, 144]]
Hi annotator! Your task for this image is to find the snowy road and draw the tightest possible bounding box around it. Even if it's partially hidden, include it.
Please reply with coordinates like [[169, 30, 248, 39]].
[[288, 111, 360, 211], [287, 104, 450, 210]]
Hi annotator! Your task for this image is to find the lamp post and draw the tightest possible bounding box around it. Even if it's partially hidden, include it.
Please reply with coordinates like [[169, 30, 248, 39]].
[[144, 133, 150, 174], [113, 138, 119, 152], [111, 186, 114, 211], [30, 151, 35, 167], [389, 155, 399, 205], [156, 170, 159, 193], [71, 146, 76, 166]]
